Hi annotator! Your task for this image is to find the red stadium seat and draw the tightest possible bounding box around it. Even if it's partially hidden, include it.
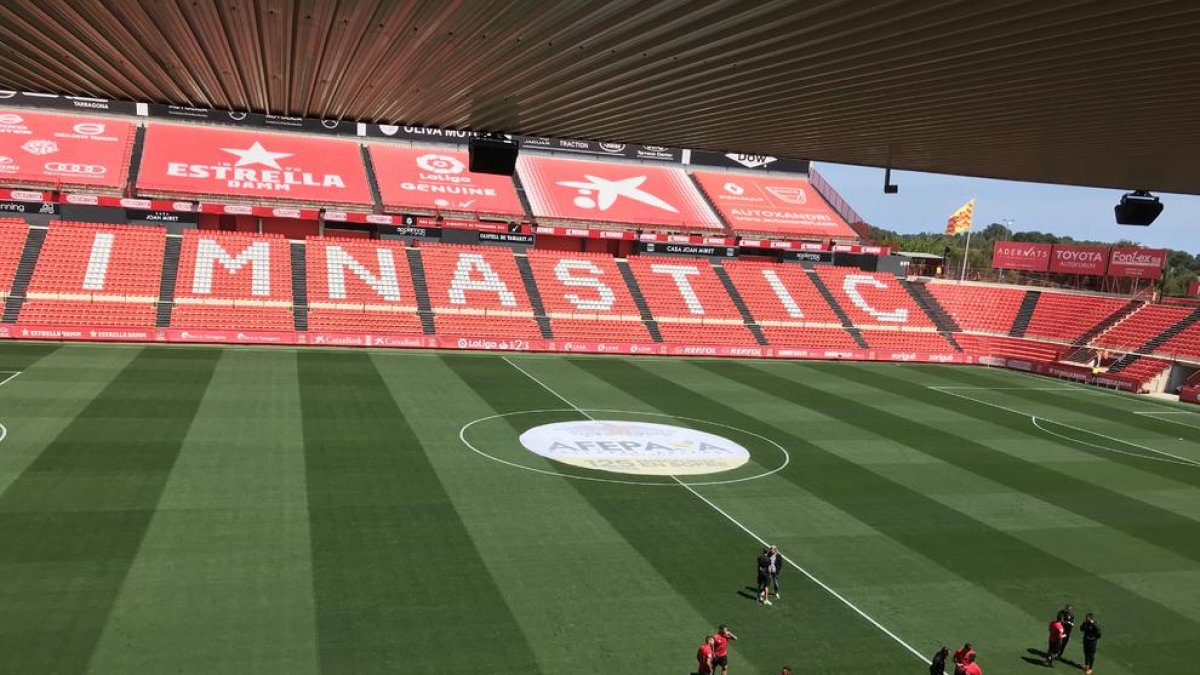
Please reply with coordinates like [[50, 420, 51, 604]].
[[171, 230, 294, 330], [19, 221, 165, 327], [625, 255, 755, 345], [526, 249, 650, 342], [305, 237, 423, 334], [926, 282, 1027, 335], [418, 242, 540, 339], [720, 260, 858, 348], [0, 219, 30, 297], [1023, 293, 1129, 343]]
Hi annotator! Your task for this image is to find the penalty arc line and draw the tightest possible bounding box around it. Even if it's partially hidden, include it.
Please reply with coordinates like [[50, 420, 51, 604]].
[[501, 355, 936, 668], [930, 386, 1200, 467]]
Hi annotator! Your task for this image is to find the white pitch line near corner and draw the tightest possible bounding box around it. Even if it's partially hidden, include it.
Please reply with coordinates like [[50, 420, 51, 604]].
[[501, 355, 936, 669], [930, 385, 1200, 468], [0, 370, 21, 388]]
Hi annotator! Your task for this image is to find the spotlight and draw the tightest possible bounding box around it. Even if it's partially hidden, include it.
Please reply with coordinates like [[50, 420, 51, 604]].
[[468, 134, 519, 175], [1114, 190, 1162, 226]]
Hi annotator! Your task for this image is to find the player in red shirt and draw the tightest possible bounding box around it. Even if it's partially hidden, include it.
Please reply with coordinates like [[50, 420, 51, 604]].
[[1047, 619, 1066, 667], [961, 652, 983, 675], [952, 642, 975, 672], [710, 624, 739, 674], [697, 635, 715, 675]]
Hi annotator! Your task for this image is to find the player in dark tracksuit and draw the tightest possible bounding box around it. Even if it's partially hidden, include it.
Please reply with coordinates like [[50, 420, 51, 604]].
[[1080, 613, 1102, 674], [929, 646, 949, 675], [1056, 605, 1075, 659]]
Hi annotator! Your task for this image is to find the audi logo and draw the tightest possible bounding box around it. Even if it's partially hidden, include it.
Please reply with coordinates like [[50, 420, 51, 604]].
[[44, 162, 106, 175]]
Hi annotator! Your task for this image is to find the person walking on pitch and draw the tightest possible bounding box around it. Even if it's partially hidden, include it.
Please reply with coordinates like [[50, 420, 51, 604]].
[[766, 544, 782, 599], [952, 642, 975, 673], [756, 548, 773, 605], [1056, 604, 1075, 659], [1047, 617, 1066, 667], [697, 634, 715, 675], [1080, 613, 1102, 674], [710, 624, 738, 675], [930, 646, 950, 675]]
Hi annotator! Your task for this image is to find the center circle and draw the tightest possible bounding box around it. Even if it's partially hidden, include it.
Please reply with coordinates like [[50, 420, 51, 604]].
[[518, 419, 752, 476]]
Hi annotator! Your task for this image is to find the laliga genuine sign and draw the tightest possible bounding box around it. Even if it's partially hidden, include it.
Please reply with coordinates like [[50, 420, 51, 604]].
[[369, 145, 525, 216], [519, 420, 751, 476], [138, 124, 372, 204]]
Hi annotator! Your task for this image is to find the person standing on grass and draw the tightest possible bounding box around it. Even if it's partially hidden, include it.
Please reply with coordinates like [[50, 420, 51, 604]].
[[952, 642, 975, 672], [960, 652, 982, 675], [779, 667, 792, 675], [1056, 604, 1075, 659], [766, 544, 782, 599], [929, 646, 950, 675], [697, 634, 715, 675], [756, 547, 774, 605], [710, 624, 738, 675], [1080, 613, 1102, 674], [1047, 617, 1066, 667]]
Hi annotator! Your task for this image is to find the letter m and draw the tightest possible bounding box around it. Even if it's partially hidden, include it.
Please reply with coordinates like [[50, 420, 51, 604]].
[[192, 238, 271, 296]]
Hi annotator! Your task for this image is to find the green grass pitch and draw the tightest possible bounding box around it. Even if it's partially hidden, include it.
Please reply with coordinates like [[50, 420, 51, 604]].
[[0, 341, 1198, 674]]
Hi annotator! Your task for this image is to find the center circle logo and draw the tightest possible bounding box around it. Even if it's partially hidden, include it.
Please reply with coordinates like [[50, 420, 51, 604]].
[[519, 420, 751, 476]]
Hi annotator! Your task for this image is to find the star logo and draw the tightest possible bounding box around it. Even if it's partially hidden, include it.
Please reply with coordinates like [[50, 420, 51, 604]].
[[220, 141, 292, 169], [557, 174, 679, 213]]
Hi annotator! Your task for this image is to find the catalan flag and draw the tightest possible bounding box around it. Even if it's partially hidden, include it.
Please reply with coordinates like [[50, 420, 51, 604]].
[[945, 198, 975, 235]]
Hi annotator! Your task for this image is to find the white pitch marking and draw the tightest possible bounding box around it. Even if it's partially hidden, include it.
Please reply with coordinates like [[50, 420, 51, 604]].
[[930, 386, 1200, 468], [0, 370, 20, 445], [930, 386, 1080, 391], [459, 409, 789, 487], [1135, 410, 1200, 430], [501, 355, 936, 669]]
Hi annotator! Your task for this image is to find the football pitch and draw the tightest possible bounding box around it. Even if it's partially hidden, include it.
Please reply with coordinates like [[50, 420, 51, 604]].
[[1, 342, 1199, 674]]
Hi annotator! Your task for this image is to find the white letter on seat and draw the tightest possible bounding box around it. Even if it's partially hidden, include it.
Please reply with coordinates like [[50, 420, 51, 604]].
[[449, 252, 516, 306], [326, 245, 401, 302], [761, 268, 803, 318], [193, 239, 271, 296], [650, 264, 704, 315], [82, 232, 114, 291], [555, 259, 615, 311], [843, 274, 907, 322]]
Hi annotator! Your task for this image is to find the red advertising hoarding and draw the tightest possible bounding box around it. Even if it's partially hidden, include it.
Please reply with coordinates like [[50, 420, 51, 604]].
[[690, 171, 857, 238], [0, 110, 133, 189], [370, 145, 525, 217], [1108, 247, 1166, 280], [1049, 244, 1109, 276], [138, 124, 372, 204], [991, 241, 1052, 271], [516, 154, 721, 230]]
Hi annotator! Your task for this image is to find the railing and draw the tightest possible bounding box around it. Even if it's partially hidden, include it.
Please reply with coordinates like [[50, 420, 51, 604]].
[[808, 165, 867, 239]]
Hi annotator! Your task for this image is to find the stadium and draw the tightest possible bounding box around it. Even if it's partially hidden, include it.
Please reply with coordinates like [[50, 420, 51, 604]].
[[0, 2, 1198, 673]]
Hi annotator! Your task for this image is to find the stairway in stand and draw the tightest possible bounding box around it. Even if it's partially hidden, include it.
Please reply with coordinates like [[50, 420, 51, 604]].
[[616, 259, 663, 342], [901, 279, 963, 351], [290, 242, 309, 331], [514, 253, 554, 339], [1, 227, 47, 323], [155, 236, 183, 327], [405, 248, 436, 335], [1009, 290, 1041, 337]]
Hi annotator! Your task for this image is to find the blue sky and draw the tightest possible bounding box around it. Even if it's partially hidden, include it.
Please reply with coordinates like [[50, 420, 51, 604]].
[[814, 162, 1200, 254]]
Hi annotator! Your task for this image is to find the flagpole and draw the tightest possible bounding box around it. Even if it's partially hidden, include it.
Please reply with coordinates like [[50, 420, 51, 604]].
[[959, 228, 972, 281]]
